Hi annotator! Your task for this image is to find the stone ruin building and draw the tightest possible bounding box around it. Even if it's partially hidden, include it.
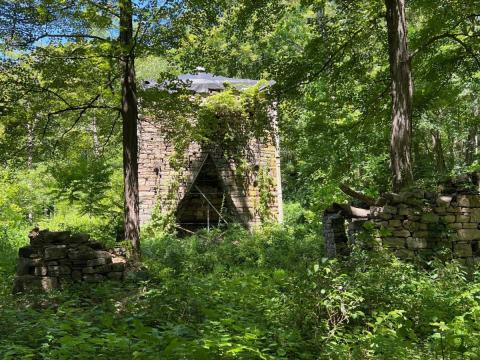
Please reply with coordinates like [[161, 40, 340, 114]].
[[324, 172, 480, 263], [138, 69, 283, 233]]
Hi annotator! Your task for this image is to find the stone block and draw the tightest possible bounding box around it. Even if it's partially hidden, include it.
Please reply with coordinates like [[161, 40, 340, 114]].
[[16, 257, 35, 276], [93, 265, 113, 274], [388, 219, 402, 228], [393, 229, 411, 238], [470, 208, 480, 222], [107, 272, 124, 280], [68, 246, 98, 260], [44, 245, 67, 260], [463, 223, 478, 229], [48, 265, 71, 276], [421, 213, 439, 223], [456, 215, 470, 223], [406, 237, 428, 249], [34, 266, 48, 276], [87, 257, 112, 267], [449, 223, 463, 230], [71, 260, 88, 266], [457, 229, 480, 241], [82, 267, 96, 274], [457, 195, 480, 208], [443, 215, 456, 223], [437, 196, 453, 207], [382, 237, 405, 249], [18, 246, 37, 258], [13, 276, 59, 293], [379, 213, 392, 220], [383, 205, 397, 214], [413, 231, 430, 238], [378, 221, 389, 228], [454, 242, 473, 257], [94, 251, 113, 260]]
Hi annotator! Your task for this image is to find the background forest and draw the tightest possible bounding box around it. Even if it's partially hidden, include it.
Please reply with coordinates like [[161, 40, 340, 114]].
[[0, 0, 480, 358]]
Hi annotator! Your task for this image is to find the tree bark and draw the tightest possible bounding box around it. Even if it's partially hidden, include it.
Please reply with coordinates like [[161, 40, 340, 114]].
[[26, 118, 37, 223], [119, 0, 140, 257], [92, 110, 100, 156], [431, 129, 446, 174], [466, 101, 479, 165], [385, 0, 414, 192]]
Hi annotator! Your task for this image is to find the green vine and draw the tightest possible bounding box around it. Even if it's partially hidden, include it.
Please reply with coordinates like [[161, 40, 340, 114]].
[[257, 165, 276, 222]]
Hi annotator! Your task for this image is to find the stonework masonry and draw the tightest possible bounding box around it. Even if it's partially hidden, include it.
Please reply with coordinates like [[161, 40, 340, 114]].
[[325, 177, 480, 262], [138, 117, 283, 230], [13, 228, 127, 293]]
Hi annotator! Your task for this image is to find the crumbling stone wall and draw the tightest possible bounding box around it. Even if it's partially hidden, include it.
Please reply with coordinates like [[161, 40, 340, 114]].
[[324, 174, 480, 262], [369, 192, 480, 262], [13, 228, 127, 293]]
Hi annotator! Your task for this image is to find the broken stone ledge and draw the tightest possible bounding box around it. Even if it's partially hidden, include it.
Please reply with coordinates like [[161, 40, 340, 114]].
[[13, 228, 128, 293]]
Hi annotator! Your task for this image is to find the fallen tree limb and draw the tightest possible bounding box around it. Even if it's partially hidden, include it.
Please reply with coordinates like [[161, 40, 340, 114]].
[[326, 203, 370, 218], [339, 183, 376, 206]]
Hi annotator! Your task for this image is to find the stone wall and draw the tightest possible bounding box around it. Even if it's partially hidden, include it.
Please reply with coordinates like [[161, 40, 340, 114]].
[[324, 174, 480, 262], [138, 118, 283, 229], [369, 192, 480, 262], [13, 228, 127, 293]]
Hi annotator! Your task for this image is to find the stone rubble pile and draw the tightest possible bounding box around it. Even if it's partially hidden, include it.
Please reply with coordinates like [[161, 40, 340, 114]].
[[13, 228, 127, 293]]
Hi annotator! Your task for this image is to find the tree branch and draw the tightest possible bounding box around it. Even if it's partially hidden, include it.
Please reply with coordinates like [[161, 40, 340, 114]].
[[101, 111, 121, 153], [32, 33, 110, 43], [339, 183, 376, 206], [411, 32, 480, 68], [43, 98, 121, 140]]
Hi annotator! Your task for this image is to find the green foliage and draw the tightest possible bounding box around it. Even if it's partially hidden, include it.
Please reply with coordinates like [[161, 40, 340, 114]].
[[162, 81, 273, 166], [2, 226, 480, 358], [50, 152, 122, 217]]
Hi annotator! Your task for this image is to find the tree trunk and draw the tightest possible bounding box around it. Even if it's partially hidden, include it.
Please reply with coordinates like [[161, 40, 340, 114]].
[[119, 0, 140, 257], [466, 101, 479, 165], [26, 118, 37, 223], [385, 0, 414, 192], [431, 129, 446, 174], [92, 110, 100, 156]]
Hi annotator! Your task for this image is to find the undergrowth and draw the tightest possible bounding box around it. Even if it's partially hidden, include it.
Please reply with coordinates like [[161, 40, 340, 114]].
[[1, 224, 480, 359]]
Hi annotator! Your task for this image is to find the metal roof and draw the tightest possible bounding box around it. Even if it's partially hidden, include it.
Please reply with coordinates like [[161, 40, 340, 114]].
[[142, 67, 275, 94]]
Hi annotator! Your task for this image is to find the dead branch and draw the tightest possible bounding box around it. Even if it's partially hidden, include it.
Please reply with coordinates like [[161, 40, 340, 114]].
[[339, 183, 376, 206]]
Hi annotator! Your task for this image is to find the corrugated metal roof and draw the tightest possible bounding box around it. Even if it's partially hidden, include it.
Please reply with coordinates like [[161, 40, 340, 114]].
[[142, 68, 275, 93]]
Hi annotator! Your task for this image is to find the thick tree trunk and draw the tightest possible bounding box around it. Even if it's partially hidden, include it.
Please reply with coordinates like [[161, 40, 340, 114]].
[[385, 0, 414, 192], [431, 129, 446, 174], [119, 0, 140, 257]]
